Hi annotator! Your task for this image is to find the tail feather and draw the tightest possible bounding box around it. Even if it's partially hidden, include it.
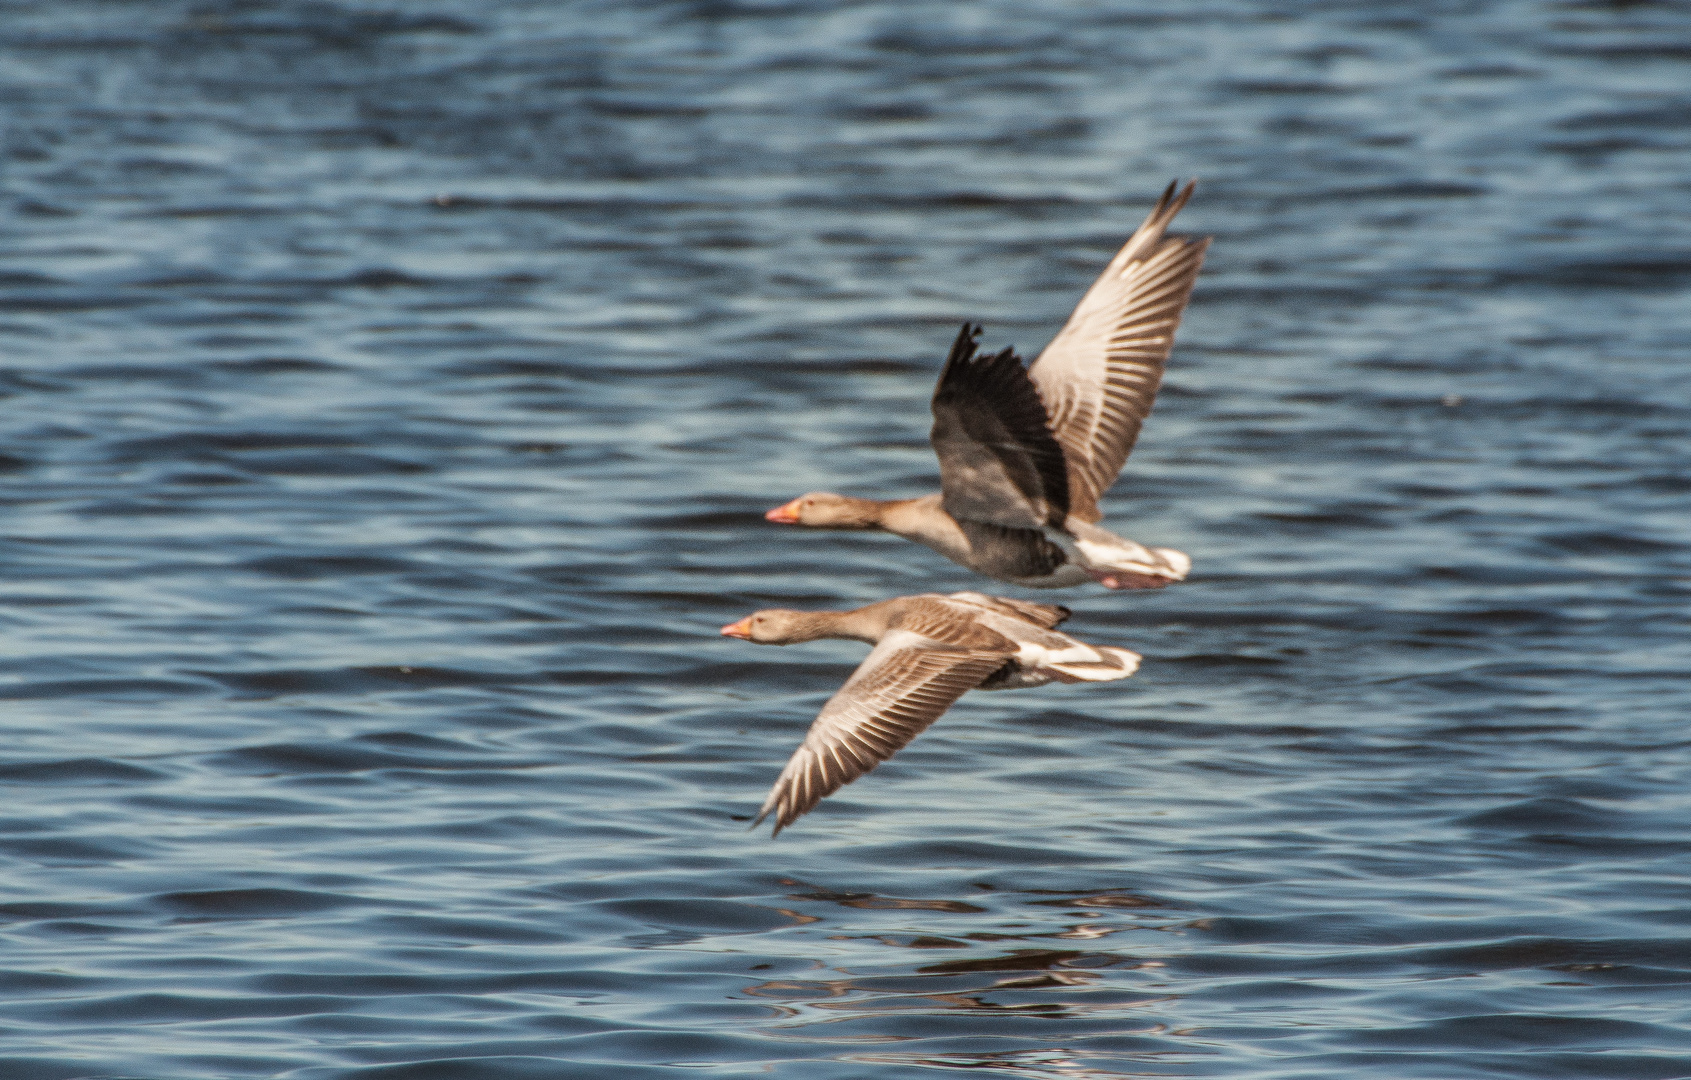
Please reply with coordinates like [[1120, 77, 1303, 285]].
[[1045, 646, 1140, 682], [1069, 521, 1191, 582], [1152, 547, 1192, 579], [1089, 548, 1187, 580]]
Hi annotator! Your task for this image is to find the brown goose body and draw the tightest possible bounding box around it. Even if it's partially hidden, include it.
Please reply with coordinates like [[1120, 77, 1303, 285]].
[[767, 182, 1207, 591], [720, 592, 1139, 835], [771, 492, 1184, 589]]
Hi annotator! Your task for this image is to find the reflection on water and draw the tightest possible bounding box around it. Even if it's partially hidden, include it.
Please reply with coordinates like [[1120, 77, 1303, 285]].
[[2, 0, 1690, 1077], [856, 1048, 1190, 1079]]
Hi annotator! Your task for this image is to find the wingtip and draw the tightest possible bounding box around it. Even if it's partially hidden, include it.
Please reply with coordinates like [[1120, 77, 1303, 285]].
[[750, 789, 793, 837], [1151, 178, 1197, 224], [943, 321, 982, 370], [937, 320, 996, 397], [1119, 179, 1201, 266], [1168, 177, 1197, 219]]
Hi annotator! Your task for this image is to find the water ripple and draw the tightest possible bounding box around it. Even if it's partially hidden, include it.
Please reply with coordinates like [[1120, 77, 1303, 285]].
[[0, 0, 1687, 1077]]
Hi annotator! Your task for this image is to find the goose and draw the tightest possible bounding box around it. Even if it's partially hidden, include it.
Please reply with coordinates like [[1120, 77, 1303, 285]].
[[767, 181, 1208, 590], [720, 591, 1139, 835]]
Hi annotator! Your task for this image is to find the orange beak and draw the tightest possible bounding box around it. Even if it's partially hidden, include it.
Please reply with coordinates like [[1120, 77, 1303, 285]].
[[764, 499, 802, 524], [720, 616, 753, 639]]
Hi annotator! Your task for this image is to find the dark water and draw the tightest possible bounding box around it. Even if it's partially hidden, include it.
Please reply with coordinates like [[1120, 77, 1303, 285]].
[[3, 1, 1690, 1077]]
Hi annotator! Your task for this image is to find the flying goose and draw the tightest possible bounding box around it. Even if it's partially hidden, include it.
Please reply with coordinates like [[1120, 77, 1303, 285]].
[[767, 181, 1208, 589], [720, 591, 1139, 835]]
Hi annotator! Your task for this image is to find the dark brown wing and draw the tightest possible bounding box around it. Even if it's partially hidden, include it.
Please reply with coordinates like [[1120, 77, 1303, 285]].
[[752, 630, 1009, 836], [931, 322, 1070, 530], [1027, 182, 1209, 522]]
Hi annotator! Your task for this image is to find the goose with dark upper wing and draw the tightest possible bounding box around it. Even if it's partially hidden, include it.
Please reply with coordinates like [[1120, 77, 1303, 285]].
[[766, 181, 1208, 590], [720, 591, 1139, 835]]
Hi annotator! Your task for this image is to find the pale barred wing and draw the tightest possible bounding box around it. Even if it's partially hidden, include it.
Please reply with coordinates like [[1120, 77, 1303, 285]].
[[1028, 181, 1210, 522], [753, 630, 1009, 836]]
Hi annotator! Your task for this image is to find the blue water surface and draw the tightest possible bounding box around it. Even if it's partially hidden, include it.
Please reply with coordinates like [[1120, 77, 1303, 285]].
[[2, 1, 1690, 1077]]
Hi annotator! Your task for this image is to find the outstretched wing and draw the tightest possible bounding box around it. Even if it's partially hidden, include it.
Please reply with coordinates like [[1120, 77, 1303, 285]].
[[1028, 181, 1209, 523], [753, 630, 1009, 836], [931, 322, 1070, 530]]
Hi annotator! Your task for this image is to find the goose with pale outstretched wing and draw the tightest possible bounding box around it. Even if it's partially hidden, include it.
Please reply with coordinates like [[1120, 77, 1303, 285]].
[[766, 181, 1208, 590], [720, 592, 1139, 835]]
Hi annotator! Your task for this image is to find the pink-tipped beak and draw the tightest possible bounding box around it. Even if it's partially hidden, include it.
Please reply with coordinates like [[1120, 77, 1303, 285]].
[[720, 616, 753, 639], [764, 499, 802, 524]]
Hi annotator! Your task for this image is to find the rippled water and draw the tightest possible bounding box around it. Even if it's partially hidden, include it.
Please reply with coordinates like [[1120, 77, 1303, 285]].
[[3, 1, 1690, 1077]]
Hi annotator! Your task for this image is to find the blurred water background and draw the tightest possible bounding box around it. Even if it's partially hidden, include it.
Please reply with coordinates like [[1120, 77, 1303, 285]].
[[2, 1, 1690, 1077]]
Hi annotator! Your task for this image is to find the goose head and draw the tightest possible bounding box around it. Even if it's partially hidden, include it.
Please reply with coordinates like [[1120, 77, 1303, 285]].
[[720, 609, 829, 645], [764, 492, 881, 529]]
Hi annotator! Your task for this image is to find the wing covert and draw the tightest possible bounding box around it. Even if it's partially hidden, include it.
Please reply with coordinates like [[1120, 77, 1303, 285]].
[[944, 591, 1072, 629]]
